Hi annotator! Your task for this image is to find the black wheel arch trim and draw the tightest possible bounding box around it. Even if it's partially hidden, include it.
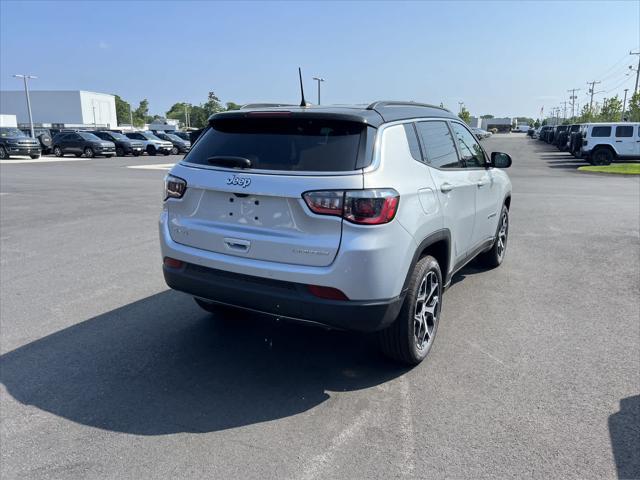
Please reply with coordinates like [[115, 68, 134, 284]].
[[401, 229, 451, 294]]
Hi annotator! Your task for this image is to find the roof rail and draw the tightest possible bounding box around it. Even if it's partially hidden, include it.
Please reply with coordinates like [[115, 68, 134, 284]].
[[240, 103, 297, 110], [366, 100, 451, 113]]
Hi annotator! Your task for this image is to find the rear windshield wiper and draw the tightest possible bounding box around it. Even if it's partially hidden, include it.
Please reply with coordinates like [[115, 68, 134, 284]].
[[207, 156, 252, 169]]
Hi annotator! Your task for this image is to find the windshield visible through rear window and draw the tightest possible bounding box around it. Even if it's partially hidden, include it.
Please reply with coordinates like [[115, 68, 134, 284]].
[[183, 117, 366, 171]]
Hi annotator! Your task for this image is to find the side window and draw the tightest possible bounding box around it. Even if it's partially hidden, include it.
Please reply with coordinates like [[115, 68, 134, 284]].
[[450, 122, 485, 168], [592, 126, 611, 137], [615, 126, 633, 137], [415, 121, 459, 169], [403, 123, 423, 162]]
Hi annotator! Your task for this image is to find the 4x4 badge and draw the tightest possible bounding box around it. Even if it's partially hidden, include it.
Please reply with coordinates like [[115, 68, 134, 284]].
[[226, 175, 251, 188]]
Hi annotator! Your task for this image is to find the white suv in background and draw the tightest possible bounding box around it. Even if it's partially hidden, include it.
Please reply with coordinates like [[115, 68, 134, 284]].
[[159, 101, 513, 364], [580, 122, 640, 165]]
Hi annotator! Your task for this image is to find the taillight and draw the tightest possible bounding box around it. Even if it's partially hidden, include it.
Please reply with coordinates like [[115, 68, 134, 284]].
[[302, 189, 399, 225], [163, 257, 184, 269], [343, 189, 399, 225], [164, 174, 187, 200]]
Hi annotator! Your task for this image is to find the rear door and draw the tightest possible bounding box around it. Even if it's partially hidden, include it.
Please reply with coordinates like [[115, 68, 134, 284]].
[[416, 120, 476, 265], [614, 125, 635, 157], [167, 115, 370, 267]]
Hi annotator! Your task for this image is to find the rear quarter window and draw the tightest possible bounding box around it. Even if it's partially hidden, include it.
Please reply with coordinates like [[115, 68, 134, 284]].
[[615, 126, 633, 137], [184, 117, 369, 172], [591, 126, 612, 137]]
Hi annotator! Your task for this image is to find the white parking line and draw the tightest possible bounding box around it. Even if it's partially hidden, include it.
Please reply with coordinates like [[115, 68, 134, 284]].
[[0, 158, 90, 164], [127, 163, 175, 171]]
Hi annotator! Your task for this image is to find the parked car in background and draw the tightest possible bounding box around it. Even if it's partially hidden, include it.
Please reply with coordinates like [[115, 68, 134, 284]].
[[565, 124, 582, 152], [0, 127, 41, 159], [20, 127, 53, 154], [124, 131, 173, 156], [91, 131, 144, 157], [153, 132, 191, 154], [52, 131, 116, 158], [527, 127, 535, 137], [570, 124, 589, 157], [538, 126, 551, 142], [579, 122, 640, 165], [471, 127, 492, 140], [553, 125, 569, 150], [160, 101, 513, 365], [171, 131, 192, 142]]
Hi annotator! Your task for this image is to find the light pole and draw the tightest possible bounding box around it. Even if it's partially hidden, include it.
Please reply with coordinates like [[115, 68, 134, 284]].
[[13, 74, 36, 138], [312, 77, 324, 105], [128, 104, 134, 128]]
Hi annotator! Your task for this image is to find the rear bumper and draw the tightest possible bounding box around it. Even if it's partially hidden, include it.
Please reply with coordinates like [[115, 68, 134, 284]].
[[163, 261, 404, 332]]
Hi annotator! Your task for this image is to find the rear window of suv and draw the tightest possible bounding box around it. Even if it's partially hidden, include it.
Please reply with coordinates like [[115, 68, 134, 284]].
[[184, 117, 368, 171]]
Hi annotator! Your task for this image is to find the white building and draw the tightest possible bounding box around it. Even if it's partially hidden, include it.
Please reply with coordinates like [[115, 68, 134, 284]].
[[0, 90, 118, 128]]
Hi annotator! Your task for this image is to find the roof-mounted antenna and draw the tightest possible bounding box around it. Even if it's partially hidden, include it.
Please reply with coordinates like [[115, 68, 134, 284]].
[[298, 67, 309, 107]]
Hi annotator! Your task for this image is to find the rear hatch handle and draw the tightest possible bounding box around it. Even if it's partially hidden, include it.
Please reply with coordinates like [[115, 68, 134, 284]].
[[223, 237, 251, 253], [207, 156, 252, 169]]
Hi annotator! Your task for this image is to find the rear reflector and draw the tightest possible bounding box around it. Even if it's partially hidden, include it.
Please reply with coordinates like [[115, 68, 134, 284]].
[[163, 257, 184, 269], [307, 285, 349, 301]]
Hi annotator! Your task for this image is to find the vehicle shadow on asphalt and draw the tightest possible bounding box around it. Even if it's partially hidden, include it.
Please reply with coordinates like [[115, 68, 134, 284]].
[[0, 291, 408, 435], [608, 395, 640, 479]]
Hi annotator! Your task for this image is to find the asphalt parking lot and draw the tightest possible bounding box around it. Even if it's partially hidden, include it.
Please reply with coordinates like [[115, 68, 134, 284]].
[[1, 135, 638, 479]]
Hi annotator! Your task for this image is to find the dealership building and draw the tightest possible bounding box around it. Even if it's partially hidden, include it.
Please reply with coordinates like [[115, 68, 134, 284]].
[[0, 90, 118, 128]]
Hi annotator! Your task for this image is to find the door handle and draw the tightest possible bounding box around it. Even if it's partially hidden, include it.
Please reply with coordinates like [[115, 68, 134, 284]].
[[476, 180, 489, 187], [440, 183, 454, 193], [224, 238, 251, 253]]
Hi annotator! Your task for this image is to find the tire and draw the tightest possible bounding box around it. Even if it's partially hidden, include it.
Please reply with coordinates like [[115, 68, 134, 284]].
[[30, 154, 41, 159], [147, 146, 157, 156], [74, 153, 82, 157], [163, 150, 171, 156], [0, 146, 7, 159], [478, 205, 509, 269], [171, 146, 179, 155], [53, 146, 63, 157], [590, 147, 613, 166], [133, 151, 141, 156], [378, 255, 442, 365], [38, 134, 52, 149], [84, 147, 94, 158], [116, 147, 125, 157]]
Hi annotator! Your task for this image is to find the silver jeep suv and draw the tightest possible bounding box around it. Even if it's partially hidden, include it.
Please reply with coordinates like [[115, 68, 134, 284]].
[[159, 101, 512, 364]]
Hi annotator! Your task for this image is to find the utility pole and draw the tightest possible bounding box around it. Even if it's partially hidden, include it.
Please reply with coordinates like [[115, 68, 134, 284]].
[[567, 88, 580, 118], [184, 104, 190, 129], [630, 51, 640, 94], [312, 76, 325, 105], [13, 74, 37, 138], [587, 80, 601, 114], [560, 101, 568, 121], [128, 104, 134, 128], [621, 88, 629, 121], [458, 101, 464, 114]]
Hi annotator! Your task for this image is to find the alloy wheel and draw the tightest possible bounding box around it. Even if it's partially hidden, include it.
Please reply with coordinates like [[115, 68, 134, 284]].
[[414, 270, 440, 350], [497, 211, 508, 261]]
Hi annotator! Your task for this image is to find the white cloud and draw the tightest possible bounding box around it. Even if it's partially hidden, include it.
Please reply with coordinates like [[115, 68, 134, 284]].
[[98, 41, 110, 50]]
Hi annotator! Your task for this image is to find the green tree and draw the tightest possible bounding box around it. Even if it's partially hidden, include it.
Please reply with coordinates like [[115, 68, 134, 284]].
[[480, 114, 494, 119], [627, 91, 640, 121], [225, 102, 242, 111], [132, 99, 149, 127], [114, 95, 132, 126], [203, 91, 224, 117], [458, 107, 471, 124], [534, 119, 541, 128], [166, 102, 192, 127], [597, 95, 622, 122]]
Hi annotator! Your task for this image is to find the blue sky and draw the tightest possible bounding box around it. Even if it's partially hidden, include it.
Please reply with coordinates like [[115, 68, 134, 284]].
[[1, 1, 638, 118]]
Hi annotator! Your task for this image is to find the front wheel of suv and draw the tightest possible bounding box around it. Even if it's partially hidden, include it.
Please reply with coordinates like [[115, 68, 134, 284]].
[[84, 147, 95, 158], [0, 146, 7, 159], [53, 146, 63, 157], [478, 205, 509, 268], [378, 255, 442, 365], [171, 146, 179, 155], [147, 146, 157, 156]]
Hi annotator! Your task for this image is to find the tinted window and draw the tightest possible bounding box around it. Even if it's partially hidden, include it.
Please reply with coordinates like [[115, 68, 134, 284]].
[[592, 126, 611, 137], [450, 122, 485, 168], [415, 121, 459, 169], [185, 117, 366, 171], [570, 125, 580, 132], [615, 126, 633, 137], [403, 123, 423, 162]]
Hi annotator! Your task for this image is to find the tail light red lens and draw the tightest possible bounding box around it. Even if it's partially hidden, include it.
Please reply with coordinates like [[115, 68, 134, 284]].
[[302, 189, 399, 225], [307, 285, 349, 300], [164, 174, 187, 200], [302, 191, 344, 215]]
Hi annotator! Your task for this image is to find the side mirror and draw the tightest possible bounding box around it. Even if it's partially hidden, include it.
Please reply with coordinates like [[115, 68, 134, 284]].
[[490, 151, 512, 168]]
